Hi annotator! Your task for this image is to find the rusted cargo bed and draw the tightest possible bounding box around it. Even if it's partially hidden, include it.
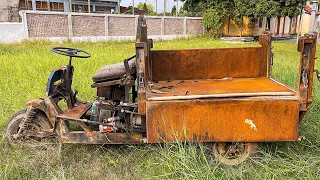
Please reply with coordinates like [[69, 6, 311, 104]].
[[146, 97, 300, 143], [147, 77, 296, 101]]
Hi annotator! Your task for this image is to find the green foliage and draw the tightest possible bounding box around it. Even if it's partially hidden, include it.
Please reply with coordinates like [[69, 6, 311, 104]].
[[171, 5, 177, 16], [137, 2, 154, 14], [124, 5, 133, 14], [184, 0, 305, 18], [143, 3, 148, 13], [184, 0, 305, 34], [233, 0, 280, 24], [202, 9, 224, 35], [279, 0, 305, 17], [179, 4, 185, 15]]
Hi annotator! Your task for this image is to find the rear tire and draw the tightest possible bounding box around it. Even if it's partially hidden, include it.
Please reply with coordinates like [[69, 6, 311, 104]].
[[211, 142, 259, 165], [6, 109, 58, 148]]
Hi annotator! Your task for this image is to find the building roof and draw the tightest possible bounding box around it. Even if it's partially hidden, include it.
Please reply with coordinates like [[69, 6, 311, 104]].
[[304, 5, 320, 15]]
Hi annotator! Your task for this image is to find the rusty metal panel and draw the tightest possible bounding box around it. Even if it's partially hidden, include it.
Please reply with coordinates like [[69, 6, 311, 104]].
[[146, 98, 299, 143], [61, 103, 92, 119], [150, 47, 263, 81], [259, 33, 273, 77], [147, 78, 296, 101], [297, 34, 317, 111], [61, 132, 143, 144]]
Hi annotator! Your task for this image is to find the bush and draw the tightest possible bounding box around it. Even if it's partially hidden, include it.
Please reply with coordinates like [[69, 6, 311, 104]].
[[202, 9, 224, 35]]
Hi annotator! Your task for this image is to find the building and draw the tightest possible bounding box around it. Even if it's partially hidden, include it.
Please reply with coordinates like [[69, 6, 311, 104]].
[[299, 0, 319, 35], [20, 0, 119, 13], [1, 0, 120, 22], [218, 0, 320, 37], [120, 6, 145, 15]]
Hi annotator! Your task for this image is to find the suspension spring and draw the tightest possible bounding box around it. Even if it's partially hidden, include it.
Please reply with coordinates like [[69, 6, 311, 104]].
[[14, 107, 37, 138]]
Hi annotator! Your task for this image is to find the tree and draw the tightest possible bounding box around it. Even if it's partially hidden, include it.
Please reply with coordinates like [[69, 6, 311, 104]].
[[183, 0, 305, 18], [125, 5, 133, 14], [179, 3, 185, 15], [202, 9, 224, 35], [278, 0, 305, 17], [143, 3, 149, 13], [137, 2, 154, 14], [171, 5, 177, 16], [183, 0, 305, 35]]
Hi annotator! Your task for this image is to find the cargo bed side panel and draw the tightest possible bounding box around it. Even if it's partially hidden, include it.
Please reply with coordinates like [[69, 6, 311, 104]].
[[146, 98, 299, 143]]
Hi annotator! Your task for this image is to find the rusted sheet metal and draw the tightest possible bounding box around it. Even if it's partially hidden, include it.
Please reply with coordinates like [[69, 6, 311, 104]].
[[146, 98, 299, 143], [26, 97, 63, 126], [147, 78, 295, 100], [259, 32, 273, 77], [60, 131, 143, 144], [297, 34, 317, 111], [136, 42, 149, 114], [150, 47, 263, 81], [61, 103, 91, 118]]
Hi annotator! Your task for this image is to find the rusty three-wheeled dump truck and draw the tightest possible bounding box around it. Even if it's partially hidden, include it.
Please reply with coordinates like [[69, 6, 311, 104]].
[[6, 16, 319, 165]]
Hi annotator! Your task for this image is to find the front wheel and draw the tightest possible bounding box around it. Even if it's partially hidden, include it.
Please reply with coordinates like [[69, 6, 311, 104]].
[[210, 142, 259, 165], [6, 109, 58, 148]]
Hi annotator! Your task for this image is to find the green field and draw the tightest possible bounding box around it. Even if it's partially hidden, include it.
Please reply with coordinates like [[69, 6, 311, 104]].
[[0, 37, 320, 179]]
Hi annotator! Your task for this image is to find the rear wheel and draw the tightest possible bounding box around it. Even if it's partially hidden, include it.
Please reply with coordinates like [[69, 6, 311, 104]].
[[211, 142, 259, 165], [6, 109, 58, 148]]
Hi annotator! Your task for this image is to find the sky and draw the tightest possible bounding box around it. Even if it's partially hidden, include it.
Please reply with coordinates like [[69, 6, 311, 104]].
[[120, 0, 184, 13]]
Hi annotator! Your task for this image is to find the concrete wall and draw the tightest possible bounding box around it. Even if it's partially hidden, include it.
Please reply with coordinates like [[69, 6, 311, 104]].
[[217, 16, 301, 37], [0, 23, 25, 43], [301, 14, 311, 35], [270, 17, 278, 34], [283, 16, 291, 35], [20, 10, 203, 42], [0, 0, 20, 22]]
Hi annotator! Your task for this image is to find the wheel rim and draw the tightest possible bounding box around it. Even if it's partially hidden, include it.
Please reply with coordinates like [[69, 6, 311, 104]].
[[212, 142, 258, 165], [6, 111, 58, 148]]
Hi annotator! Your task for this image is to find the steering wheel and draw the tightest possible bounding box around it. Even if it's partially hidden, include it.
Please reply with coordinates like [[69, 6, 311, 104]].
[[51, 47, 91, 58]]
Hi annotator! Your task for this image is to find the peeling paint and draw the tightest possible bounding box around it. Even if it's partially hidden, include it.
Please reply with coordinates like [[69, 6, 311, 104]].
[[245, 119, 257, 131]]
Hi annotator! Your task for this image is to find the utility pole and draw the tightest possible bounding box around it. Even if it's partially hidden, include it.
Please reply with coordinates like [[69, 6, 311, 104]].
[[132, 0, 134, 15], [163, 0, 166, 16], [118, 0, 120, 14], [176, 0, 178, 17], [69, 0, 72, 12], [47, 0, 50, 11], [88, 0, 90, 13], [155, 0, 157, 14]]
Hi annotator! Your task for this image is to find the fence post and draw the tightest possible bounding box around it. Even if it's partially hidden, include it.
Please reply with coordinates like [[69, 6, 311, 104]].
[[183, 17, 187, 37], [135, 16, 138, 37], [161, 17, 164, 40], [105, 15, 109, 36], [67, 13, 73, 38], [22, 11, 29, 39]]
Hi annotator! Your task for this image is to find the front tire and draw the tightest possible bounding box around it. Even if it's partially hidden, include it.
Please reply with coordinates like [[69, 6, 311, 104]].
[[6, 109, 58, 148]]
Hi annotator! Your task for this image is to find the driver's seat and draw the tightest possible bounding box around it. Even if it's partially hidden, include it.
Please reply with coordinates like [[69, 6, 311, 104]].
[[92, 60, 136, 82]]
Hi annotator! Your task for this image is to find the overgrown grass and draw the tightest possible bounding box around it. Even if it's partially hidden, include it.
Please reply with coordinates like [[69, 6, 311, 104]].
[[0, 37, 320, 179]]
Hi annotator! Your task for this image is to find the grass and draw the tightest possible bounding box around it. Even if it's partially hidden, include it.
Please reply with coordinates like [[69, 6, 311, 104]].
[[0, 37, 320, 179]]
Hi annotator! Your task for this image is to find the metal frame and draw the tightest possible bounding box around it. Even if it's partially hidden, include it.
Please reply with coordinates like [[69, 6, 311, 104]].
[[19, 16, 318, 145]]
